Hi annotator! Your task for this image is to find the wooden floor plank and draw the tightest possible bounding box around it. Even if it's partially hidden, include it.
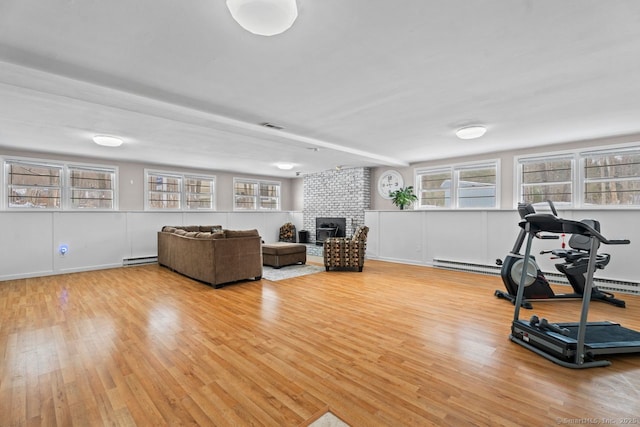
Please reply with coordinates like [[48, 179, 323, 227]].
[[2, 260, 640, 426]]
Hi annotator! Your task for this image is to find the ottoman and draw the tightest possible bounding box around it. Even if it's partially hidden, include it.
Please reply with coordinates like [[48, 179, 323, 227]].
[[262, 242, 307, 268]]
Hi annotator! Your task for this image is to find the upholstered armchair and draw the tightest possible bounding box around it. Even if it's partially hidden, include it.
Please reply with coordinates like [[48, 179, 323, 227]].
[[323, 225, 369, 272]]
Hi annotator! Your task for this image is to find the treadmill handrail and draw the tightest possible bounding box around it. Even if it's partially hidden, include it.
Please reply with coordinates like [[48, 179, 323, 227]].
[[520, 214, 630, 246]]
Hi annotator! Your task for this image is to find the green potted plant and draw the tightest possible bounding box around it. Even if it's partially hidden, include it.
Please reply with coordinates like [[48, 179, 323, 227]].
[[389, 186, 418, 210]]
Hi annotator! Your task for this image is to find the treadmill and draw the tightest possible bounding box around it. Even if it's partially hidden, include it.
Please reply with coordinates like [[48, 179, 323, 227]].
[[510, 209, 640, 368]]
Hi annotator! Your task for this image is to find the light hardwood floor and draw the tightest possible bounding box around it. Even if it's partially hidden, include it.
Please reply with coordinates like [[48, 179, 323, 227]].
[[2, 260, 640, 426]]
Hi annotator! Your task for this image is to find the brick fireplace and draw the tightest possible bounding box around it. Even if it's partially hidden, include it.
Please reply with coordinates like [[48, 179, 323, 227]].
[[303, 167, 371, 247]]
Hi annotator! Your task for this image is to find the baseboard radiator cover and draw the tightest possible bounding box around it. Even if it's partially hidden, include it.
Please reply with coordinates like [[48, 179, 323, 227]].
[[123, 256, 158, 266], [432, 258, 640, 295]]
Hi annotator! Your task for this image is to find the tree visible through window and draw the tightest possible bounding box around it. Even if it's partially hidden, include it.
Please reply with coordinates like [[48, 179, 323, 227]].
[[185, 176, 215, 209], [520, 157, 573, 205], [147, 173, 182, 209], [7, 161, 62, 208], [234, 179, 280, 210], [418, 169, 451, 208], [69, 167, 115, 209], [584, 150, 640, 206]]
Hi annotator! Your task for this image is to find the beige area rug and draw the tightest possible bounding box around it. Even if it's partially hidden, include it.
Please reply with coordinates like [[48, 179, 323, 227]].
[[307, 411, 350, 427], [261, 263, 325, 281]]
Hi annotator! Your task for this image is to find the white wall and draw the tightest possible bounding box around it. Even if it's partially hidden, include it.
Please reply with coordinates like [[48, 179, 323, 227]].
[[0, 210, 303, 281], [365, 209, 640, 285]]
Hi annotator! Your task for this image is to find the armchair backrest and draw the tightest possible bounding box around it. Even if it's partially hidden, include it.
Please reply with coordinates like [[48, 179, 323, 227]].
[[352, 225, 369, 242]]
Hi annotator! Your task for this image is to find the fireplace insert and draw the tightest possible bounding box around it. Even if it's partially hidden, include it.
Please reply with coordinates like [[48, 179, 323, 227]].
[[315, 217, 346, 245]]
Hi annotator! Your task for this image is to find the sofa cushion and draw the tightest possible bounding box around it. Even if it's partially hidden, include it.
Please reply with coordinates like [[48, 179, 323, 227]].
[[183, 225, 200, 232], [211, 231, 226, 239], [224, 229, 259, 238], [162, 226, 177, 233], [184, 231, 199, 238], [174, 229, 187, 235]]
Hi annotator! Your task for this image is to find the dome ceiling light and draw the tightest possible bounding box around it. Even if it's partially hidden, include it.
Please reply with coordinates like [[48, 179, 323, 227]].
[[455, 125, 487, 140], [93, 135, 123, 147], [226, 0, 298, 36], [276, 163, 294, 170]]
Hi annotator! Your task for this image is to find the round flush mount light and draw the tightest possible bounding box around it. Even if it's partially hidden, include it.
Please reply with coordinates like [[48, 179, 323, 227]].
[[226, 0, 298, 36], [93, 135, 123, 147], [455, 125, 487, 140], [276, 162, 294, 170]]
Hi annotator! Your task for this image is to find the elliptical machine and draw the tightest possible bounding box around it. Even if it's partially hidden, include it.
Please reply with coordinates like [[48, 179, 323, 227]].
[[494, 200, 625, 309]]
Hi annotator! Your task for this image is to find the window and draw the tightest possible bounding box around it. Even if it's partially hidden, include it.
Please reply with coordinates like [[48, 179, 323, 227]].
[[234, 178, 280, 210], [517, 145, 640, 208], [6, 160, 62, 208], [416, 161, 498, 209], [147, 172, 182, 209], [185, 175, 215, 210], [260, 182, 280, 209], [518, 156, 573, 206], [456, 164, 497, 208], [145, 170, 215, 210], [417, 169, 452, 208], [4, 158, 117, 210], [583, 149, 640, 206], [68, 166, 116, 209]]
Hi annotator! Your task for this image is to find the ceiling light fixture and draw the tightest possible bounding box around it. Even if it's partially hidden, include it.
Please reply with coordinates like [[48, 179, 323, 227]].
[[455, 125, 487, 140], [93, 135, 123, 147], [226, 0, 298, 36], [276, 163, 294, 170]]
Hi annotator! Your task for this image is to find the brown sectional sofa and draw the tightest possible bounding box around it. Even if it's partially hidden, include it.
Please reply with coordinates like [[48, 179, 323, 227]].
[[158, 225, 262, 288]]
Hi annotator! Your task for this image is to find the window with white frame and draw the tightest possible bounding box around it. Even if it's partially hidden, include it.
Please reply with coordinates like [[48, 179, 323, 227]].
[[68, 166, 116, 209], [146, 171, 182, 210], [583, 149, 640, 206], [4, 158, 117, 210], [184, 175, 215, 210], [234, 178, 280, 210], [6, 160, 63, 208], [417, 168, 452, 208], [456, 164, 497, 208], [518, 156, 573, 206], [416, 161, 498, 209], [517, 146, 640, 208], [145, 170, 215, 210]]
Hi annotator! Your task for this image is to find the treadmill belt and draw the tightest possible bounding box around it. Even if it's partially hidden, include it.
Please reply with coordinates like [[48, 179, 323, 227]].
[[562, 324, 640, 346]]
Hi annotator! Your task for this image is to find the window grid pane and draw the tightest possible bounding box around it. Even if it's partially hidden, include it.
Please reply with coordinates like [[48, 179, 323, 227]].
[[69, 168, 114, 209], [185, 177, 214, 210], [520, 158, 572, 205], [260, 197, 278, 209], [235, 196, 256, 210], [457, 166, 497, 208], [148, 174, 181, 209], [584, 152, 640, 206], [234, 182, 256, 196], [8, 162, 62, 208], [418, 171, 452, 208]]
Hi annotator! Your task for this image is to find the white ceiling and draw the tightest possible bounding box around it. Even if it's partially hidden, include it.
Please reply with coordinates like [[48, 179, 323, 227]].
[[1, 0, 640, 177]]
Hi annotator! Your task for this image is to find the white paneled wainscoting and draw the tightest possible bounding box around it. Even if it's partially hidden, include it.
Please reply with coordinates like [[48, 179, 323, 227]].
[[0, 211, 303, 281], [364, 209, 640, 295]]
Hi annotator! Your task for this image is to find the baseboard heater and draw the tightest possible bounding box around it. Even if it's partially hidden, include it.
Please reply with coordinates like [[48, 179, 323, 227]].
[[123, 256, 158, 266], [432, 258, 640, 295]]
